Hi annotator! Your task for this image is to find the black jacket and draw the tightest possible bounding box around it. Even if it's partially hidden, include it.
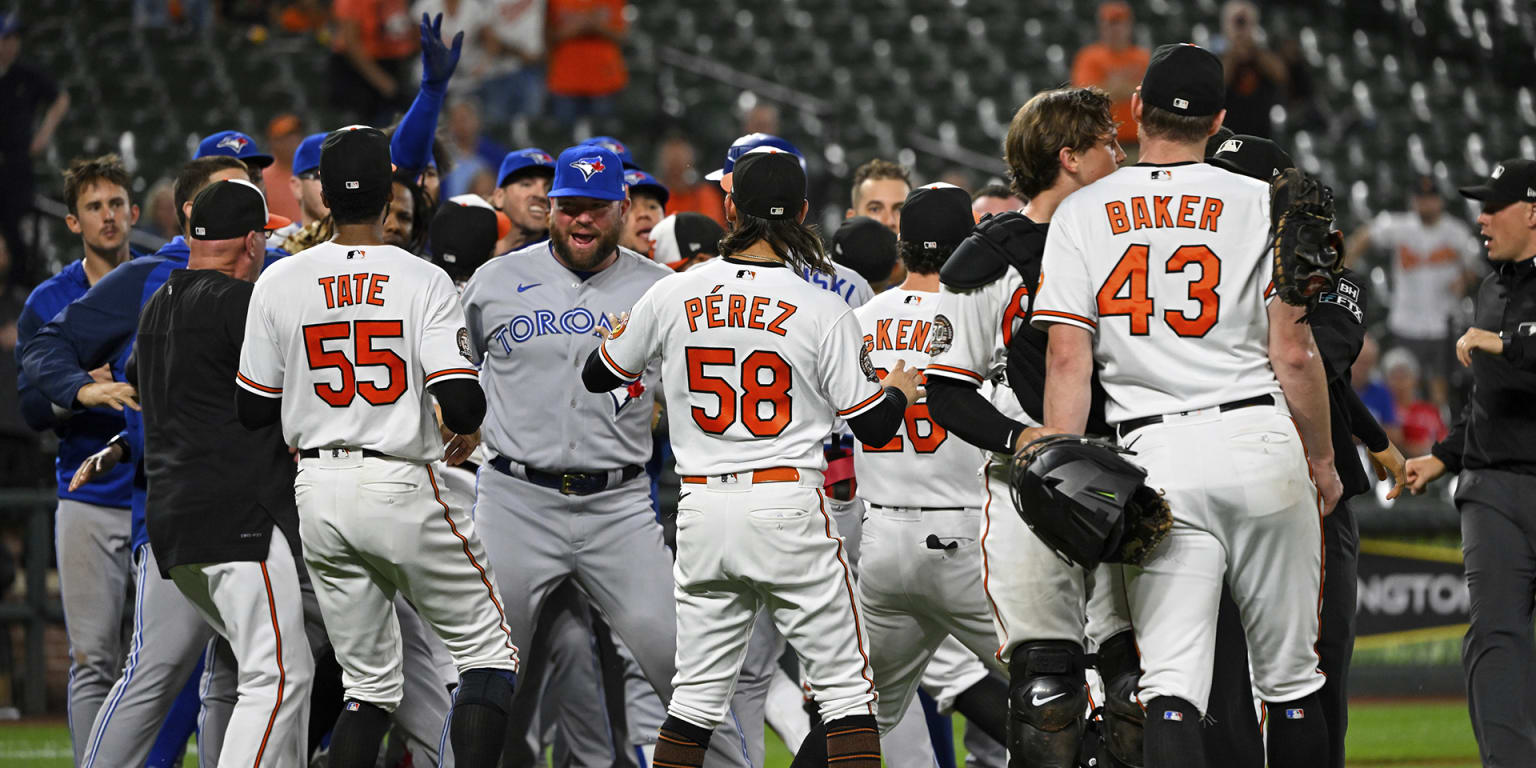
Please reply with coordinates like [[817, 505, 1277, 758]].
[[1309, 269, 1389, 499]]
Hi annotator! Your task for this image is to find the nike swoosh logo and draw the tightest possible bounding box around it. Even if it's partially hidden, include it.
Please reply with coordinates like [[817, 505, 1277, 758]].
[[1031, 692, 1068, 707], [517, 283, 541, 292]]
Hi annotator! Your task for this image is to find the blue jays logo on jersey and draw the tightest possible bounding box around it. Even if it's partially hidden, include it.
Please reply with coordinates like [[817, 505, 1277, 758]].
[[570, 156, 607, 181], [217, 135, 250, 152], [608, 379, 646, 415]]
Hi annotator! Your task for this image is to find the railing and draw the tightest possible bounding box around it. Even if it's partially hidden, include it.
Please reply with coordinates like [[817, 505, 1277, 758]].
[[0, 488, 64, 716]]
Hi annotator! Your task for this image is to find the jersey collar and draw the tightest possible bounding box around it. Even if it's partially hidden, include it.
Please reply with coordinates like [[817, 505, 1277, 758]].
[[722, 254, 788, 269]]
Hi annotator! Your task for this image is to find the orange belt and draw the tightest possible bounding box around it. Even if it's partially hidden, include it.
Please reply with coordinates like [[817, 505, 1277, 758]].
[[681, 467, 802, 484]]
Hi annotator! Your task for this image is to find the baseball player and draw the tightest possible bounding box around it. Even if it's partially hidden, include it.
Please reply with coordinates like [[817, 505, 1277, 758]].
[[924, 86, 1139, 768], [491, 148, 556, 254], [1031, 44, 1340, 767], [846, 158, 910, 233], [135, 179, 312, 766], [649, 212, 726, 270], [583, 145, 923, 768], [621, 168, 669, 255], [16, 154, 140, 765], [460, 144, 752, 766], [235, 125, 519, 768]]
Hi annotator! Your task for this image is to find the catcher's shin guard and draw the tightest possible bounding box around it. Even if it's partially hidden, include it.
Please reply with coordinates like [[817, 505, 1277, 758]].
[[1096, 631, 1146, 768], [1007, 641, 1087, 768]]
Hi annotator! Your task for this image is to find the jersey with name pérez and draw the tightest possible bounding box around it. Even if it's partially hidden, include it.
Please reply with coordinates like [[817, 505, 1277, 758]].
[[1030, 162, 1280, 424], [237, 241, 478, 462], [597, 257, 885, 477], [853, 289, 986, 509]]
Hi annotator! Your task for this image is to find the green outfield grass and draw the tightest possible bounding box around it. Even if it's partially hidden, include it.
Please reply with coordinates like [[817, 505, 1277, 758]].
[[0, 699, 1481, 766]]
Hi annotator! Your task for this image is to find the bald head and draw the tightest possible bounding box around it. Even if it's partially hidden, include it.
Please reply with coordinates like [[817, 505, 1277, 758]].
[[188, 231, 265, 282]]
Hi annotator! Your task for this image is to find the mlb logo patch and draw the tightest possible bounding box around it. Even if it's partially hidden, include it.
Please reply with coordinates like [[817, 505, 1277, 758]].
[[770, 206, 785, 215], [346, 249, 365, 259], [345, 701, 360, 712], [735, 269, 756, 280], [1172, 97, 1189, 110], [1151, 170, 1174, 181], [1284, 708, 1305, 719], [193, 226, 206, 236], [904, 295, 922, 305], [1163, 711, 1184, 721]]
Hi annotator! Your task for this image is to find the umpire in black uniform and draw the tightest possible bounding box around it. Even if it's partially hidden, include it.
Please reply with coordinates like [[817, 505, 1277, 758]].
[[132, 179, 315, 765], [1406, 158, 1536, 768], [1199, 136, 1408, 768]]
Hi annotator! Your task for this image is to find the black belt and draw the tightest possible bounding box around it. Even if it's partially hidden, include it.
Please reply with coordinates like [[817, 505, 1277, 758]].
[[298, 447, 387, 459], [868, 504, 969, 513], [488, 456, 644, 496], [1116, 394, 1277, 438]]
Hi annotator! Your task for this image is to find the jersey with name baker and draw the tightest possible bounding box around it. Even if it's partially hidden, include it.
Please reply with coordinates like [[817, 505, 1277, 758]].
[[462, 240, 672, 471], [1030, 162, 1280, 424]]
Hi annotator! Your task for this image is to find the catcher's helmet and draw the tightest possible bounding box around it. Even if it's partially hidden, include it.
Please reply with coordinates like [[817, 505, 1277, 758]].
[[1010, 435, 1170, 569]]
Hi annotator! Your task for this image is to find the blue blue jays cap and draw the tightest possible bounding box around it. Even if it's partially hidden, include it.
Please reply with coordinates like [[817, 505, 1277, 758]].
[[292, 132, 328, 176], [496, 148, 556, 187], [548, 146, 627, 201], [623, 169, 669, 208], [580, 136, 638, 169], [195, 130, 275, 168], [0, 13, 20, 37], [705, 133, 804, 189]]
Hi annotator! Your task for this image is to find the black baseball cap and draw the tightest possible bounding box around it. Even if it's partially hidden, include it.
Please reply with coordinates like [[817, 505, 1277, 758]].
[[430, 194, 511, 281], [1459, 159, 1536, 211], [189, 179, 290, 240], [320, 126, 394, 204], [730, 148, 805, 221], [1203, 125, 1235, 159], [651, 212, 725, 267], [1208, 135, 1294, 181], [832, 216, 897, 284], [901, 183, 974, 251], [1142, 43, 1225, 117]]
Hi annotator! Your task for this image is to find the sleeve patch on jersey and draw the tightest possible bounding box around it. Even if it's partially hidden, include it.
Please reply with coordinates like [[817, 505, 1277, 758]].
[[859, 344, 878, 383], [928, 313, 954, 356], [457, 327, 474, 363], [1317, 291, 1362, 323]]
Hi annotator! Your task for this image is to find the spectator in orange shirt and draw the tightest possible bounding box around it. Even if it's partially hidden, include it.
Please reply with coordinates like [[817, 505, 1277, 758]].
[[261, 114, 304, 222], [330, 0, 419, 124], [1070, 1, 1148, 151], [654, 134, 725, 228], [546, 0, 627, 128]]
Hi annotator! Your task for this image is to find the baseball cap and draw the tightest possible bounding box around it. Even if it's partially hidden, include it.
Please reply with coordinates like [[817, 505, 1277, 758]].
[[320, 125, 394, 204], [189, 179, 290, 240], [650, 212, 725, 267], [1458, 159, 1536, 211], [624, 169, 670, 208], [731, 148, 806, 221], [901, 183, 974, 250], [580, 136, 639, 169], [1203, 125, 1235, 159], [292, 132, 328, 177], [706, 133, 805, 192], [832, 216, 898, 285], [430, 195, 510, 281], [1141, 44, 1225, 117], [548, 146, 627, 201], [1207, 135, 1294, 181], [0, 13, 21, 37], [195, 130, 275, 168], [497, 148, 556, 187]]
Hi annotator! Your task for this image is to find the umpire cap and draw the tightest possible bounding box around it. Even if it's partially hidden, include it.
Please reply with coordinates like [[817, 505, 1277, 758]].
[[1208, 135, 1295, 182]]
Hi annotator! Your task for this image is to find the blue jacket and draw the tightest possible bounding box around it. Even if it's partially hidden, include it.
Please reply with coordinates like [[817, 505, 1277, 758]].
[[21, 237, 192, 549], [16, 260, 134, 508]]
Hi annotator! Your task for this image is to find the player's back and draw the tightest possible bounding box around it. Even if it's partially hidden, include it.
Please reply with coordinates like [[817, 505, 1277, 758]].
[[625, 257, 883, 476], [1033, 163, 1279, 423], [853, 289, 985, 508], [239, 241, 477, 462]]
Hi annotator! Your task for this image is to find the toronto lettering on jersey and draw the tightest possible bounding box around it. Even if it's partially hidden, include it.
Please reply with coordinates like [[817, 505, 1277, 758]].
[[1102, 195, 1225, 235], [317, 273, 390, 309], [486, 307, 619, 353], [862, 318, 932, 354], [683, 292, 797, 336]]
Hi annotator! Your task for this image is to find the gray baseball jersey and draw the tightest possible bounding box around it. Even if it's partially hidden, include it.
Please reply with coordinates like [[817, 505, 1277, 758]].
[[462, 241, 673, 470]]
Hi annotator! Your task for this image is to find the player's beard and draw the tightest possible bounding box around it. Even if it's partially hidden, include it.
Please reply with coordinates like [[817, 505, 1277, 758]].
[[552, 223, 623, 271]]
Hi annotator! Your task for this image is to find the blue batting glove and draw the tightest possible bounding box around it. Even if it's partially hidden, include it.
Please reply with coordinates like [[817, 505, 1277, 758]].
[[420, 13, 463, 91]]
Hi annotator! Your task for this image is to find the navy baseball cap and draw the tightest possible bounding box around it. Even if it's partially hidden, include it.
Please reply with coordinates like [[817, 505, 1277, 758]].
[[496, 148, 556, 187], [548, 146, 627, 201], [1459, 159, 1536, 211], [195, 130, 275, 168], [580, 136, 639, 169], [292, 132, 328, 177], [1142, 43, 1225, 117], [624, 169, 670, 208], [706, 133, 804, 191]]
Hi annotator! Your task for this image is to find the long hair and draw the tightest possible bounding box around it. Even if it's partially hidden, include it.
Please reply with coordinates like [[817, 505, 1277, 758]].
[[720, 211, 833, 275]]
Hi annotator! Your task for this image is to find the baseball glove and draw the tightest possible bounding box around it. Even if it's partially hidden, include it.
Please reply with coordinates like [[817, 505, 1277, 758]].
[[1269, 167, 1345, 307], [1008, 434, 1172, 569]]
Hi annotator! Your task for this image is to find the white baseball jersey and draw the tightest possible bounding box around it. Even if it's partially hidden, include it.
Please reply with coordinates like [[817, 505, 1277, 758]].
[[852, 289, 986, 509], [1030, 163, 1281, 424], [596, 257, 885, 476], [687, 256, 875, 307], [238, 241, 478, 462], [1367, 210, 1482, 339]]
